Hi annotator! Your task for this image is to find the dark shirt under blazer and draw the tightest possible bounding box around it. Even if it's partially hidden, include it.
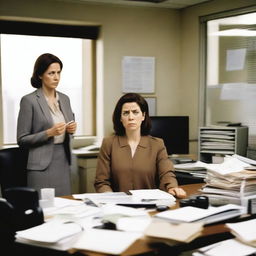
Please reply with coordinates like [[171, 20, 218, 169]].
[[95, 135, 178, 193], [17, 88, 74, 171]]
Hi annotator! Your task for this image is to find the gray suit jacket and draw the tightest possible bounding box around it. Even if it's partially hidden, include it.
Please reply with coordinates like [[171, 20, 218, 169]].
[[17, 88, 75, 170]]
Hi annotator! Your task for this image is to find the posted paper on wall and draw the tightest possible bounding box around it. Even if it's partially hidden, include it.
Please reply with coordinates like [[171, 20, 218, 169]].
[[122, 56, 155, 93], [226, 48, 246, 71]]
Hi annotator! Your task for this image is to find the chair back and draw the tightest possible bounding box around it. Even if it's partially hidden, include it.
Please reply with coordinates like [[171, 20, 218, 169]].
[[0, 198, 15, 250], [4, 187, 44, 231], [0, 147, 28, 197]]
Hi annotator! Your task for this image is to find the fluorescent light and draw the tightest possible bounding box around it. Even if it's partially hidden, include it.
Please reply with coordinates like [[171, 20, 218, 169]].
[[210, 29, 256, 37]]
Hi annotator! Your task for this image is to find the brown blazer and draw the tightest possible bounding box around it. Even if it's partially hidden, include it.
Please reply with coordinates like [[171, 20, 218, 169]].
[[94, 135, 178, 193]]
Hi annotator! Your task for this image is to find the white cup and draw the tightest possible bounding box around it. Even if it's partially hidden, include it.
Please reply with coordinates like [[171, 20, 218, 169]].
[[41, 188, 55, 200], [39, 199, 54, 208], [40, 188, 55, 207]]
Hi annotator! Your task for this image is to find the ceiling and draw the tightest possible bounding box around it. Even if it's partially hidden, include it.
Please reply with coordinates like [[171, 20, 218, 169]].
[[58, 0, 212, 9]]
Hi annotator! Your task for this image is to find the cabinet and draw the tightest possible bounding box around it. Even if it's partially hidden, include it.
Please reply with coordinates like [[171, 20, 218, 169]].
[[77, 157, 97, 193], [199, 126, 248, 163]]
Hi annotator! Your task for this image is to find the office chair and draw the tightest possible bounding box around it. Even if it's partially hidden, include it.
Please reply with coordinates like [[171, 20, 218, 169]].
[[0, 147, 28, 197], [4, 187, 44, 231], [1, 193, 82, 256], [0, 198, 15, 252]]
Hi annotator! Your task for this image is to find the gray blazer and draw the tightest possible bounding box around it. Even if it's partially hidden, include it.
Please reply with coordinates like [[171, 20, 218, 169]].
[[17, 88, 74, 171]]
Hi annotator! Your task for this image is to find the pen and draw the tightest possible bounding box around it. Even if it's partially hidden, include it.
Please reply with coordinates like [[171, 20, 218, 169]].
[[66, 120, 74, 126]]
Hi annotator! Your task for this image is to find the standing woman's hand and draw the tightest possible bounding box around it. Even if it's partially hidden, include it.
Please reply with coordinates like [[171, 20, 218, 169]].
[[66, 121, 77, 134], [46, 122, 66, 137]]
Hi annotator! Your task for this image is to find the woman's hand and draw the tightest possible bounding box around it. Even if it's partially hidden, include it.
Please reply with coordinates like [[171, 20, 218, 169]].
[[66, 121, 77, 134], [46, 122, 66, 137], [168, 187, 187, 199]]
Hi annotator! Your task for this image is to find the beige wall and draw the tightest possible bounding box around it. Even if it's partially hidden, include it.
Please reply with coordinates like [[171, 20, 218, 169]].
[[0, 0, 255, 154]]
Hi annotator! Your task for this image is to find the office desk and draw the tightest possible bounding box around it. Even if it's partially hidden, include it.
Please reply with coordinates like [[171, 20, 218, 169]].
[[64, 183, 238, 256]]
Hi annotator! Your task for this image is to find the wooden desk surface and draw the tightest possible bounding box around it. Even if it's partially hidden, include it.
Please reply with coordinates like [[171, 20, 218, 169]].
[[65, 183, 235, 256]]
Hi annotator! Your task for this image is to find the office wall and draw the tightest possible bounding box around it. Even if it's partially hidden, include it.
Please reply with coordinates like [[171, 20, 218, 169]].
[[0, 0, 255, 155], [0, 0, 181, 146]]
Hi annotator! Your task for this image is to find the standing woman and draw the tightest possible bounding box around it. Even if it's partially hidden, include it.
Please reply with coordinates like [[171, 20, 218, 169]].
[[17, 53, 77, 196], [94, 93, 186, 198]]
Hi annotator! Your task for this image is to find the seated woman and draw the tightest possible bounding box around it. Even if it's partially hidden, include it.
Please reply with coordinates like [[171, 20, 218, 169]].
[[94, 93, 186, 198]]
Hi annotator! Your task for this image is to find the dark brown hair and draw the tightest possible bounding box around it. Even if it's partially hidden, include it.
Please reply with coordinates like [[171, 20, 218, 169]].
[[112, 93, 151, 136], [30, 53, 63, 88]]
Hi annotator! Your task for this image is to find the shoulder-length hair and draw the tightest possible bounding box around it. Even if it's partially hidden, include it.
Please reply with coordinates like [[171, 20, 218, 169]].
[[112, 93, 151, 136], [30, 53, 63, 88]]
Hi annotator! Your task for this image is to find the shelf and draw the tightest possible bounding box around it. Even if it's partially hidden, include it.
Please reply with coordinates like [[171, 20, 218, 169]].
[[199, 126, 248, 163]]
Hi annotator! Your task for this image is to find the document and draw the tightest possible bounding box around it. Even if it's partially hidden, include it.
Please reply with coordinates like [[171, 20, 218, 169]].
[[179, 155, 253, 175], [194, 238, 256, 256], [73, 190, 175, 208], [144, 220, 203, 244], [226, 218, 256, 246], [73, 228, 142, 255], [154, 204, 245, 225], [116, 216, 152, 232], [15, 220, 83, 251], [129, 189, 175, 200]]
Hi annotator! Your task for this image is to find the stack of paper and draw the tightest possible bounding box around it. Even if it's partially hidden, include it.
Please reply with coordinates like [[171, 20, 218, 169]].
[[144, 220, 203, 245], [174, 164, 207, 179], [42, 197, 101, 220], [226, 218, 256, 247], [200, 155, 256, 207], [154, 204, 245, 225], [15, 220, 83, 251]]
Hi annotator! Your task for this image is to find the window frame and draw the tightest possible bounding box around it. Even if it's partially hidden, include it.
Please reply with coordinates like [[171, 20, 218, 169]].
[[0, 19, 100, 148], [199, 6, 256, 127]]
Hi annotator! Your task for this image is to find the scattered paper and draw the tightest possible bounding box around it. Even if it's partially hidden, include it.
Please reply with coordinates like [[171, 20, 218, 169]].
[[196, 238, 256, 256], [226, 218, 256, 246], [154, 204, 245, 224], [16, 220, 82, 243], [144, 220, 203, 243], [73, 228, 142, 255]]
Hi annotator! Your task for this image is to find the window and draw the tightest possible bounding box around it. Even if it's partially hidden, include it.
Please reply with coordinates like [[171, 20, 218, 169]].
[[200, 7, 256, 146], [0, 20, 99, 147]]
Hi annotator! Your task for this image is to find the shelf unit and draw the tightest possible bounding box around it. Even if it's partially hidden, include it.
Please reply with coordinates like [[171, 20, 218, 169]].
[[198, 126, 248, 163]]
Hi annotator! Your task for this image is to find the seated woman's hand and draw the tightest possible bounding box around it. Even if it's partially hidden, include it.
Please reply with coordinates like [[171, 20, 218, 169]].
[[168, 187, 187, 199]]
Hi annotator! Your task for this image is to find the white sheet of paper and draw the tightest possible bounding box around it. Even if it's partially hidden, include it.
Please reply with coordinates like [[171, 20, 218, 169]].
[[198, 238, 256, 256], [73, 228, 142, 255], [16, 220, 82, 243], [155, 204, 244, 223], [101, 204, 149, 217], [226, 218, 256, 242], [226, 48, 246, 71], [116, 216, 151, 232], [72, 192, 127, 200], [129, 189, 176, 200], [122, 56, 155, 93]]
